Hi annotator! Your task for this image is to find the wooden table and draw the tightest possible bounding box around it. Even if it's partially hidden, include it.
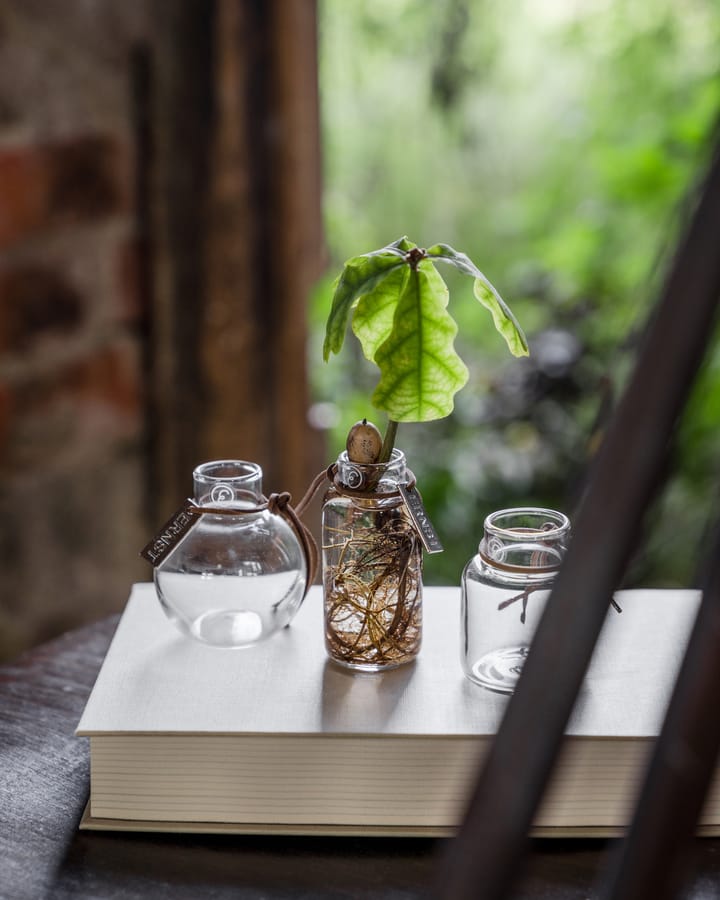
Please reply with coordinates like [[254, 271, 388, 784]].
[[2, 616, 720, 899]]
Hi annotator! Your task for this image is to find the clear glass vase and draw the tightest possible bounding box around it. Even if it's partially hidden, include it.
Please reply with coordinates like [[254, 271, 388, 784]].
[[461, 507, 570, 693], [154, 460, 307, 648], [322, 449, 423, 671]]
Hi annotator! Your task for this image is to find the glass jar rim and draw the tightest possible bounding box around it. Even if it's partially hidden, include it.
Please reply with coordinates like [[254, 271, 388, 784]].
[[193, 459, 262, 483], [483, 506, 570, 541], [337, 447, 405, 470]]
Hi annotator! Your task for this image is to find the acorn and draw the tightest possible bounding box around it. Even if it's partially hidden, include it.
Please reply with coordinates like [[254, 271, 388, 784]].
[[346, 418, 383, 464]]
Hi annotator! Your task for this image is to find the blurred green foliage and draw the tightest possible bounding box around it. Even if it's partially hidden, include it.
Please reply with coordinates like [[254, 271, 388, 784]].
[[312, 0, 720, 587]]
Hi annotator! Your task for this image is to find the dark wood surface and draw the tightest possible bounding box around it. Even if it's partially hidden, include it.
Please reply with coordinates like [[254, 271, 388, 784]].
[[2, 616, 720, 900]]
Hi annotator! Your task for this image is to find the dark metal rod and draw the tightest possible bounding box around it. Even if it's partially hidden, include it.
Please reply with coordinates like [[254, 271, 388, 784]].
[[601, 521, 720, 900], [437, 147, 720, 900]]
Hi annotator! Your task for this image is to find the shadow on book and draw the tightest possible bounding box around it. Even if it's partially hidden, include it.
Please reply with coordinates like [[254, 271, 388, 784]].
[[321, 658, 416, 732]]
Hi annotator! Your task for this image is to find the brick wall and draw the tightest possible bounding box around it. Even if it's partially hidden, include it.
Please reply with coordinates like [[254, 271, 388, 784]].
[[0, 1, 324, 661], [0, 2, 150, 658]]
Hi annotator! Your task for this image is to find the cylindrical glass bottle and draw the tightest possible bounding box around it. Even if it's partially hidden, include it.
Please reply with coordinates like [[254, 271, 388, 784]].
[[155, 460, 307, 647], [322, 449, 422, 671], [461, 507, 570, 693]]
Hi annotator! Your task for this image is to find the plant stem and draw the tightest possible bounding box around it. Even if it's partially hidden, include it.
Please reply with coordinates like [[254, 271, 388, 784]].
[[378, 418, 399, 464]]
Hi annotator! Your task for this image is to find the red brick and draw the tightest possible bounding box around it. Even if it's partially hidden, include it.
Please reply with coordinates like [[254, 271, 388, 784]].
[[0, 264, 84, 353], [46, 135, 131, 224], [0, 341, 142, 470], [61, 341, 141, 418], [0, 147, 47, 247], [0, 135, 131, 250]]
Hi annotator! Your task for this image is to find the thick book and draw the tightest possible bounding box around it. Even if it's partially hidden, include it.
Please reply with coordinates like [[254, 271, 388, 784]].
[[77, 583, 720, 837]]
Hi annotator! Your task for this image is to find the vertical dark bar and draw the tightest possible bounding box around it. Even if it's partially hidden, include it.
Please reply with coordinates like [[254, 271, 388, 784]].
[[437, 148, 720, 900], [149, 0, 216, 518], [601, 523, 720, 900], [129, 43, 156, 527]]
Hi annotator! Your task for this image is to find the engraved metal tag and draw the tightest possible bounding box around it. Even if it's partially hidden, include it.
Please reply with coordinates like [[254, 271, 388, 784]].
[[398, 484, 444, 554], [140, 499, 199, 566]]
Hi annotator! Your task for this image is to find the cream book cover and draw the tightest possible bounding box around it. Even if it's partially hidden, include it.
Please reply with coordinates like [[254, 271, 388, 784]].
[[77, 583, 720, 836]]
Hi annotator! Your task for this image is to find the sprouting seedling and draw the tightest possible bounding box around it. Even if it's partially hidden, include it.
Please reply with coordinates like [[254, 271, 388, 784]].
[[323, 236, 529, 461]]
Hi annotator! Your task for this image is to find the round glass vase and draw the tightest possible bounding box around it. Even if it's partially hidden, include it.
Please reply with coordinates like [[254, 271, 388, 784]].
[[461, 507, 570, 693], [154, 460, 307, 648], [321, 449, 423, 671]]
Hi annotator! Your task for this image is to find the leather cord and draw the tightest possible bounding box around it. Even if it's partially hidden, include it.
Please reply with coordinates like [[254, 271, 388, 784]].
[[267, 492, 319, 594]]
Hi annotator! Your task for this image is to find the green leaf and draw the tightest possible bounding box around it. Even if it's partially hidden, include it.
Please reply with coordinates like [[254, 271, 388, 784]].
[[351, 265, 409, 362], [425, 243, 478, 277], [472, 278, 530, 358], [426, 243, 529, 357], [371, 261, 469, 422], [323, 251, 406, 360]]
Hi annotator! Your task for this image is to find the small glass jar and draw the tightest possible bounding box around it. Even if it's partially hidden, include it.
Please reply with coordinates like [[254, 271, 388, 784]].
[[461, 507, 570, 693], [322, 448, 422, 671], [154, 460, 307, 647]]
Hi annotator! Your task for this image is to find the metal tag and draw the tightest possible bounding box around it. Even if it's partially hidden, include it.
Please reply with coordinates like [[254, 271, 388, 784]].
[[140, 499, 198, 566], [398, 484, 444, 554]]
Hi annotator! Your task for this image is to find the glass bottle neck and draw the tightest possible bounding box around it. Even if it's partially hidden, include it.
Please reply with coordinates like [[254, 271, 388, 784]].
[[335, 448, 408, 492], [193, 460, 263, 505], [478, 507, 570, 581]]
